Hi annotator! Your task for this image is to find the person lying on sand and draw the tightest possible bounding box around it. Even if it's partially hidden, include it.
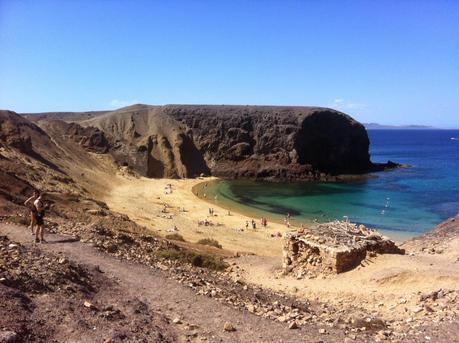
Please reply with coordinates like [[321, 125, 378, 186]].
[[24, 190, 39, 235], [33, 193, 46, 243]]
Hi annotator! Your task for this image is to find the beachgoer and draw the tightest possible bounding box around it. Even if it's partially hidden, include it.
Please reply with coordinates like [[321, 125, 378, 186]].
[[33, 193, 46, 243], [24, 190, 39, 235], [251, 219, 256, 229], [245, 221, 249, 229], [299, 223, 305, 233]]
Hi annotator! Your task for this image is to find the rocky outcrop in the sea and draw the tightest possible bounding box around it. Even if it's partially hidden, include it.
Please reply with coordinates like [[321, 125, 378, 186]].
[[43, 104, 391, 180]]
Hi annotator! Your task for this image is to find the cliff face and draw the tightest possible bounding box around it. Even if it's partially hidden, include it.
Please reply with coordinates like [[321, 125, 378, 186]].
[[163, 105, 370, 179], [20, 104, 381, 180]]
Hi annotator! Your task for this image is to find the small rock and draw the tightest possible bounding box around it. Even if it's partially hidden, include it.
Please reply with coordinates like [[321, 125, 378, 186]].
[[347, 333, 357, 340], [172, 317, 182, 324], [0, 330, 17, 343], [319, 328, 326, 334], [412, 306, 423, 314], [278, 315, 289, 323], [288, 321, 298, 330], [399, 298, 407, 304], [83, 301, 96, 310], [223, 322, 236, 332]]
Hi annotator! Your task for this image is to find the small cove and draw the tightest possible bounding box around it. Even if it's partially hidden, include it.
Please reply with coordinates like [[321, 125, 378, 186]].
[[193, 129, 459, 239]]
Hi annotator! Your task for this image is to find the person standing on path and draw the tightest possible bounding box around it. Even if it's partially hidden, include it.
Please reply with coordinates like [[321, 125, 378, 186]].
[[33, 193, 46, 243], [24, 190, 39, 235]]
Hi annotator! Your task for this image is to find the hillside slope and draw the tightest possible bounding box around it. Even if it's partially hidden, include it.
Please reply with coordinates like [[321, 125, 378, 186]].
[[25, 104, 395, 181]]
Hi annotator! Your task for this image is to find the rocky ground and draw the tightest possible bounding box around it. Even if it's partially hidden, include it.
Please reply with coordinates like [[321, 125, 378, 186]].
[[1, 223, 349, 343], [0, 234, 175, 343], [2, 216, 458, 342]]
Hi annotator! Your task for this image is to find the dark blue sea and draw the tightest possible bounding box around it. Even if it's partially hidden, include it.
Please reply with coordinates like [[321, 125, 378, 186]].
[[203, 130, 459, 238]]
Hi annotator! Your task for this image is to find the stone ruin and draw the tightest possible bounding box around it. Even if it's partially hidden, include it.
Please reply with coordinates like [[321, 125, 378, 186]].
[[283, 221, 404, 277]]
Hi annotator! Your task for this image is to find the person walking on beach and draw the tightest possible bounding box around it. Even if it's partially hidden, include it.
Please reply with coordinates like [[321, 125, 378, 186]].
[[24, 190, 39, 235], [261, 217, 267, 228], [33, 193, 46, 243]]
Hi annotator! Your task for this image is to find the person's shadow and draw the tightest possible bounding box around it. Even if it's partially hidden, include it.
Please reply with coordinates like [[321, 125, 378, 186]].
[[46, 237, 80, 244]]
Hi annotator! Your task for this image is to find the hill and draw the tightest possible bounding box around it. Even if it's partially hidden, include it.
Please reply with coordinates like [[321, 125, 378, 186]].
[[0, 105, 457, 342], [24, 104, 397, 181], [364, 123, 435, 130]]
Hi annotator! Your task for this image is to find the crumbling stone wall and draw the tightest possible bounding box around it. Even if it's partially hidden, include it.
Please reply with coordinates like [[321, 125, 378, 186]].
[[283, 221, 404, 277]]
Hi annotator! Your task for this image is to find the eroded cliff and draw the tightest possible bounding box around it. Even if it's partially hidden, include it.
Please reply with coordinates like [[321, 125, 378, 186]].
[[21, 104, 392, 180]]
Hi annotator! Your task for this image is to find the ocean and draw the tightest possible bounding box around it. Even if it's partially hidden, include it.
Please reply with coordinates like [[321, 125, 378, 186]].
[[197, 130, 459, 238]]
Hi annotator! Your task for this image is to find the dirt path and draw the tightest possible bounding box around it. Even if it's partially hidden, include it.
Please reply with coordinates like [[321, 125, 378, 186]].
[[1, 223, 346, 343]]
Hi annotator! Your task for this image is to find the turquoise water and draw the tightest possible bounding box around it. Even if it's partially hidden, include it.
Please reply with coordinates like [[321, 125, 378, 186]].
[[202, 130, 459, 237]]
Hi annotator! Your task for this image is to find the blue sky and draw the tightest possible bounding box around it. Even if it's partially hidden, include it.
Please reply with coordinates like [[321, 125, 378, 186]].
[[1, 1, 458, 127]]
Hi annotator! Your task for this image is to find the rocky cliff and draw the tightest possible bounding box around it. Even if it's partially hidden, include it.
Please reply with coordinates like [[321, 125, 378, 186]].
[[21, 104, 394, 180]]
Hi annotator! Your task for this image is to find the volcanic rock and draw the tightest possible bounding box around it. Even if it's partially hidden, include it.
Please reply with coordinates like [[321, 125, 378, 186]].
[[283, 221, 404, 275], [24, 104, 397, 180]]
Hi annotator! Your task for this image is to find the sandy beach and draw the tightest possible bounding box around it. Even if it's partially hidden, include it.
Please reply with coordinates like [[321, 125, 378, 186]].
[[101, 172, 459, 322], [102, 174, 291, 256]]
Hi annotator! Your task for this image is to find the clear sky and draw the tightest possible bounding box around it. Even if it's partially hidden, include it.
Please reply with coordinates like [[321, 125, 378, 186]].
[[1, 1, 458, 127]]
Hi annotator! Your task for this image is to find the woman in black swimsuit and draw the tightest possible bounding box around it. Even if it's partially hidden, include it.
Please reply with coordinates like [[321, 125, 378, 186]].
[[24, 190, 39, 235], [33, 194, 46, 243]]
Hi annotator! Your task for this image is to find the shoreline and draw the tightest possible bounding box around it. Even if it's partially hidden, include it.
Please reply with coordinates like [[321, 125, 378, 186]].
[[102, 172, 430, 258], [191, 178, 416, 244]]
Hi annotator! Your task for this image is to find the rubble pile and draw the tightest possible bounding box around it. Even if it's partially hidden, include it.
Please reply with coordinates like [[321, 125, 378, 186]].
[[0, 235, 175, 342], [0, 235, 93, 294], [283, 221, 404, 276]]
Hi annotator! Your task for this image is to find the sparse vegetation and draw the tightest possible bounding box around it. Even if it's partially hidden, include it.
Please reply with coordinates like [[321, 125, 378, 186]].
[[7, 215, 29, 226], [155, 249, 228, 271], [165, 233, 186, 241], [197, 238, 222, 249]]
